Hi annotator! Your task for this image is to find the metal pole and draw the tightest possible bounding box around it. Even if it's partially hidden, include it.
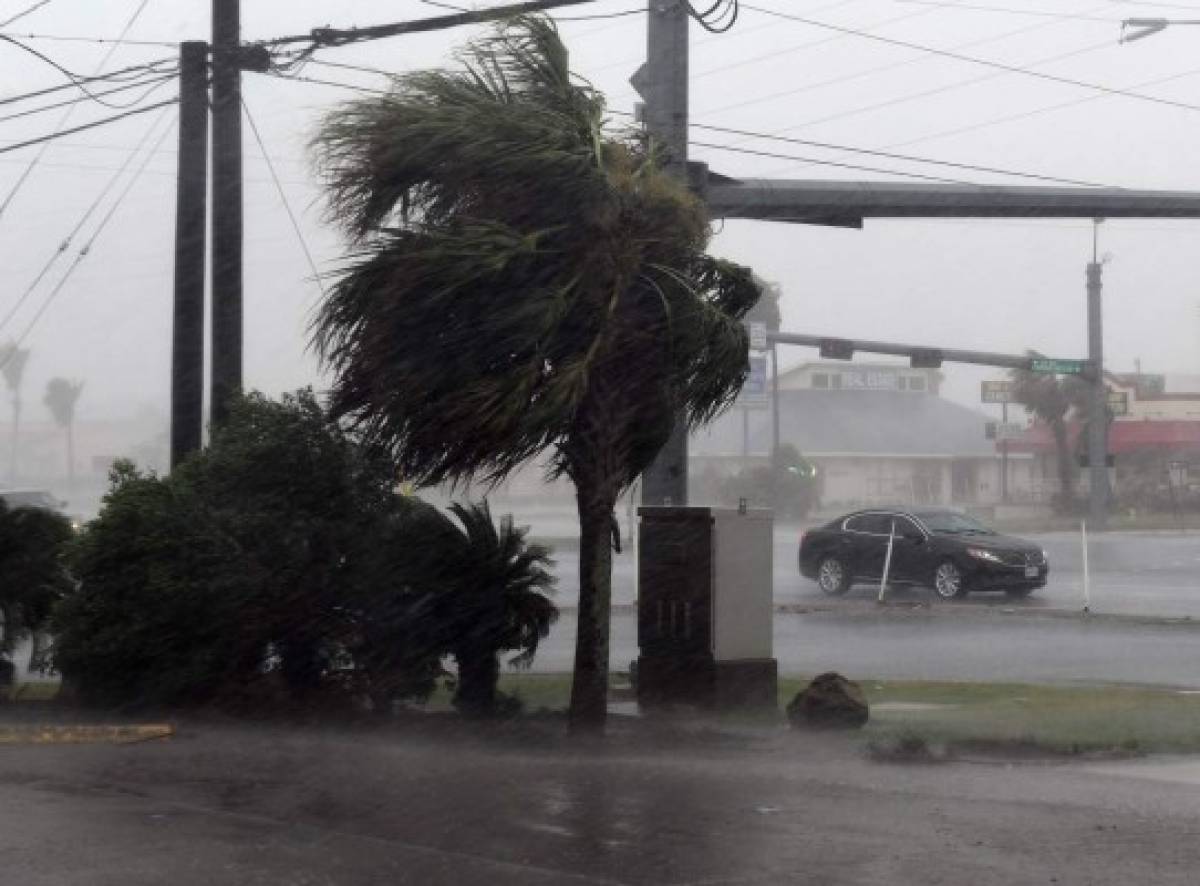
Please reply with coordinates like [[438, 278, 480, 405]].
[[171, 41, 209, 469], [638, 0, 689, 507], [771, 343, 780, 469], [211, 0, 243, 427], [1087, 257, 1110, 530], [1001, 401, 1010, 504]]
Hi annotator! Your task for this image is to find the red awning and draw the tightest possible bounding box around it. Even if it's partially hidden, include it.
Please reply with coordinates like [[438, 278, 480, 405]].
[[1002, 420, 1200, 455]]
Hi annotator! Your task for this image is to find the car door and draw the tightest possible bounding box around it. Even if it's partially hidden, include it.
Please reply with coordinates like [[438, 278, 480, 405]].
[[844, 513, 890, 580], [888, 515, 930, 584]]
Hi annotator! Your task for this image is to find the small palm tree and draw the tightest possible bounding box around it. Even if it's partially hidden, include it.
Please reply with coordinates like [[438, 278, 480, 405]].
[[439, 501, 557, 716], [44, 378, 84, 485], [1010, 352, 1089, 512], [312, 16, 758, 732], [0, 342, 30, 482]]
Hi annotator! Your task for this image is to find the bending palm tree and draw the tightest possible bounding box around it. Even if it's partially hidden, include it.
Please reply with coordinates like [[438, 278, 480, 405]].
[[312, 16, 758, 731], [44, 378, 84, 485]]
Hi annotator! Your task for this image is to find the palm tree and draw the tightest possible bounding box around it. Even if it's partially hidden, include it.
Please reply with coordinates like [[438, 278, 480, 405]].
[[0, 342, 30, 482], [44, 378, 84, 485], [312, 17, 758, 732], [1010, 352, 1090, 512], [416, 501, 557, 717]]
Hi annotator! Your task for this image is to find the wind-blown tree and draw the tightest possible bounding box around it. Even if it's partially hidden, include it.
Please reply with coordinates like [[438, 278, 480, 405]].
[[312, 17, 759, 731], [1010, 352, 1090, 512], [44, 378, 84, 485], [0, 497, 72, 679], [0, 342, 30, 482]]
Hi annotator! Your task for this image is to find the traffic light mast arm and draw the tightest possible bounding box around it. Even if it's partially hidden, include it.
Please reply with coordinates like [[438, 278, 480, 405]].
[[768, 331, 1091, 375]]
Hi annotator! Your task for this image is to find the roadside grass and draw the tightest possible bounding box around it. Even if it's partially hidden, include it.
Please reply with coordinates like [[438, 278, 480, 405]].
[[7, 682, 60, 702], [488, 672, 1200, 755]]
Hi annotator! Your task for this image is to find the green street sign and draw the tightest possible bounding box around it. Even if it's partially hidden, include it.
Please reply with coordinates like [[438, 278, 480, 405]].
[[1030, 358, 1086, 375]]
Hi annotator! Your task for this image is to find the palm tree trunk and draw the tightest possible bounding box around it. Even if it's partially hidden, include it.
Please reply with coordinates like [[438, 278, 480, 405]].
[[1051, 418, 1074, 512], [454, 646, 499, 717], [66, 420, 75, 487], [569, 477, 616, 734]]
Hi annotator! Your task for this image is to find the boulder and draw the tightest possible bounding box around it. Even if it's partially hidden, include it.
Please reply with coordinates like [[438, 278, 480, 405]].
[[787, 672, 869, 730]]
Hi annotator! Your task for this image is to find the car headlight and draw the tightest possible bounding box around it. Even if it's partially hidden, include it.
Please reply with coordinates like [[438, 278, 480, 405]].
[[967, 547, 1004, 564]]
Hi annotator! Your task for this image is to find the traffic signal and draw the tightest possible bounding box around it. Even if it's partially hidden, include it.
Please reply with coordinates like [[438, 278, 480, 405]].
[[819, 337, 854, 360], [910, 348, 943, 369]]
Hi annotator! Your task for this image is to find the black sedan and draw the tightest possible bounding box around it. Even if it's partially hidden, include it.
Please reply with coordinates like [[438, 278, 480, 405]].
[[799, 508, 1048, 600]]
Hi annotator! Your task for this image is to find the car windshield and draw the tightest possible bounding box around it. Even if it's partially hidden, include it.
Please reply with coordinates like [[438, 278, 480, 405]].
[[917, 511, 996, 536]]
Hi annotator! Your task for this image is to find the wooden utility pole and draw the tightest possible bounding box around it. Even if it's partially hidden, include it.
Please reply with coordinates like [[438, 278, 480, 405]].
[[634, 0, 690, 506], [211, 0, 243, 426], [170, 40, 209, 469]]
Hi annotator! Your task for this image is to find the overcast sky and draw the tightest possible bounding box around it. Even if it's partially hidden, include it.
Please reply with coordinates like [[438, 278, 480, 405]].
[[2, 0, 1200, 430]]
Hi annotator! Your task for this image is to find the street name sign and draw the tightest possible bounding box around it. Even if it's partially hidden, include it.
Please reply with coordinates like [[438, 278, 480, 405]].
[[1031, 358, 1086, 375], [748, 321, 768, 351]]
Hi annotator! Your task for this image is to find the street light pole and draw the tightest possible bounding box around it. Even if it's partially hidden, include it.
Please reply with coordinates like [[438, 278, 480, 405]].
[[1086, 221, 1111, 530]]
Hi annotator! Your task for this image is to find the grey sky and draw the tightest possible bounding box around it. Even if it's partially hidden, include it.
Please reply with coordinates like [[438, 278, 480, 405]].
[[2, 0, 1199, 429]]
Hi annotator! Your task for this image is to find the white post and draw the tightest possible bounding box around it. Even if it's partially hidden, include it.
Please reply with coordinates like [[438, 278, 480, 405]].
[[1081, 520, 1091, 614], [878, 520, 896, 603]]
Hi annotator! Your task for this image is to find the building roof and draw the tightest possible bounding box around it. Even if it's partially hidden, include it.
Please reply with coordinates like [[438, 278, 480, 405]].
[[692, 389, 996, 459]]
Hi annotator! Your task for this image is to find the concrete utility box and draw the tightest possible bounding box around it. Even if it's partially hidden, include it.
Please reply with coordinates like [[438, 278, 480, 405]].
[[636, 506, 778, 710]]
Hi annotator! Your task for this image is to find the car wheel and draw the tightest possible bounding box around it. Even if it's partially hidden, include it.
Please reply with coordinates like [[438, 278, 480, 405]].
[[932, 560, 968, 600], [1005, 586, 1036, 598], [816, 556, 851, 596]]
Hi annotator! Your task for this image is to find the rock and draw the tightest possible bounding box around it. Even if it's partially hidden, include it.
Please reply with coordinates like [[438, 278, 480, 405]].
[[787, 672, 869, 730]]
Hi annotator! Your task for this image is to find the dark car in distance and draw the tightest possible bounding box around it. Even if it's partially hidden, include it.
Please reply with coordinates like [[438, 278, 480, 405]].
[[799, 508, 1048, 600]]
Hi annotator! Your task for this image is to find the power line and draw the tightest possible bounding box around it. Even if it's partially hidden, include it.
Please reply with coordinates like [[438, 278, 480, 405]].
[[740, 3, 1200, 116], [0, 108, 170, 338], [890, 0, 1119, 23], [2, 117, 177, 363], [241, 95, 325, 295], [0, 98, 180, 157], [0, 0, 155, 220], [0, 30, 175, 48], [694, 1, 1112, 115], [0, 72, 176, 124], [0, 112, 175, 369], [0, 58, 176, 107], [0, 34, 171, 109], [688, 139, 983, 184], [0, 0, 52, 28], [265, 0, 601, 49], [263, 70, 388, 95], [683, 120, 1113, 187]]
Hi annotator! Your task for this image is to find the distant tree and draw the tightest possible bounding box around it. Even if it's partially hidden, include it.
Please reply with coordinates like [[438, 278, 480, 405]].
[[0, 497, 72, 678], [719, 443, 818, 519], [1009, 352, 1090, 513], [311, 16, 758, 732], [745, 275, 782, 332], [0, 342, 30, 482], [43, 378, 84, 484]]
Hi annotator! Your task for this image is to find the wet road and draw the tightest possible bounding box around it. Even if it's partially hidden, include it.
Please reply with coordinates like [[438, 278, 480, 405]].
[[6, 719, 1200, 885], [536, 529, 1200, 688], [549, 528, 1200, 617]]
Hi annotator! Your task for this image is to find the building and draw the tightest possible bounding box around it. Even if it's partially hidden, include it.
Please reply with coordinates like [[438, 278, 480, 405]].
[[691, 361, 1020, 510], [1006, 372, 1200, 504]]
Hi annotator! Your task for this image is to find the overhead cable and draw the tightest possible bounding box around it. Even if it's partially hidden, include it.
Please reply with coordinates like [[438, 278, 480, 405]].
[[0, 72, 177, 124], [241, 96, 325, 295], [0, 108, 170, 337], [0, 98, 180, 156], [741, 3, 1200, 115], [1, 116, 177, 363], [0, 0, 52, 29]]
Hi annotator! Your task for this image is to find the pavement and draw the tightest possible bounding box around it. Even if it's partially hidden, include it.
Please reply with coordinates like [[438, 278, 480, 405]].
[[4, 717, 1200, 885]]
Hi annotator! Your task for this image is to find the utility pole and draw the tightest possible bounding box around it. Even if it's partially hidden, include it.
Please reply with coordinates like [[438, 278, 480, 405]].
[[634, 0, 690, 506], [1086, 221, 1111, 530], [171, 41, 209, 469], [211, 0, 243, 427]]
